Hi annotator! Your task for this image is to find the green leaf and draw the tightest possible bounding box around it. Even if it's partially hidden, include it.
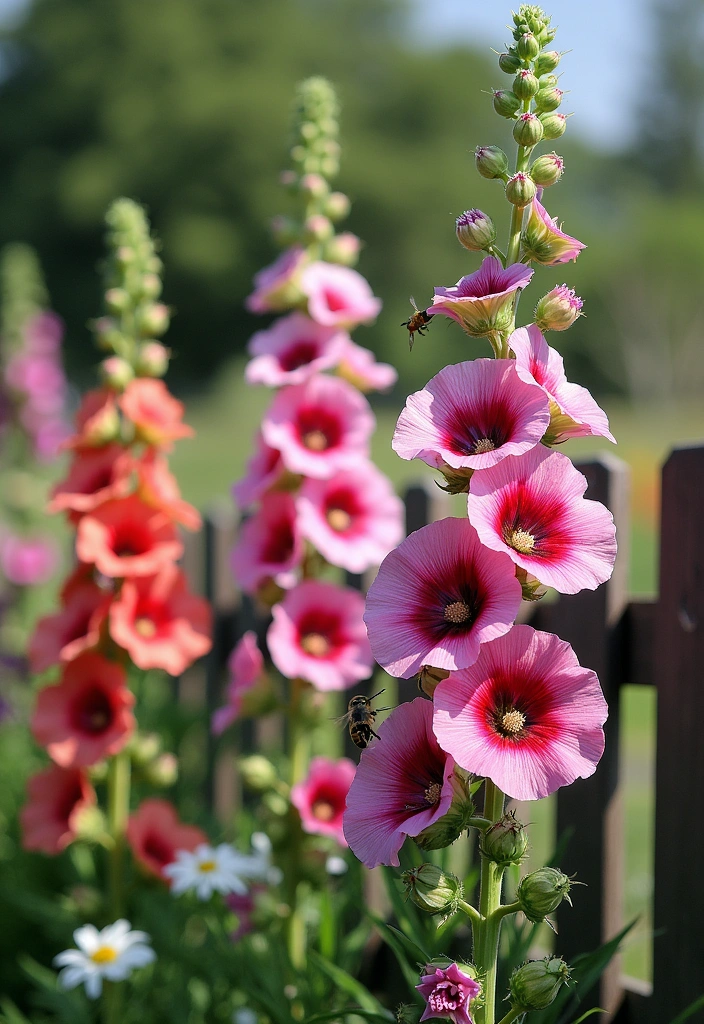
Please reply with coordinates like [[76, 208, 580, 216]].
[[669, 993, 704, 1024], [0, 999, 32, 1024], [366, 912, 425, 992], [306, 1013, 396, 1024], [309, 951, 392, 1017], [568, 1010, 607, 1023]]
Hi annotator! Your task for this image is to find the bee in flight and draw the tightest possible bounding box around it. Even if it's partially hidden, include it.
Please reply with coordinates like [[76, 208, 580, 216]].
[[402, 297, 432, 350], [339, 689, 392, 749]]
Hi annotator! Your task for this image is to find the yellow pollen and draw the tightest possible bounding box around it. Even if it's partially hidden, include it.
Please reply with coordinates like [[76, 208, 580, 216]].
[[303, 429, 329, 451], [424, 782, 442, 805], [510, 528, 536, 554], [135, 617, 157, 638], [312, 800, 335, 822], [473, 437, 496, 454], [90, 946, 118, 964], [327, 508, 352, 532], [301, 632, 331, 657], [501, 709, 526, 734], [444, 601, 472, 625], [198, 860, 217, 873]]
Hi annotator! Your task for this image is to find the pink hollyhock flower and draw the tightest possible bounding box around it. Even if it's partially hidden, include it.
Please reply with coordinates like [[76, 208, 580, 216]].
[[522, 197, 586, 265], [20, 765, 96, 855], [364, 517, 521, 679], [428, 257, 533, 337], [245, 312, 347, 387], [336, 338, 398, 393], [509, 325, 615, 444], [467, 446, 617, 595], [261, 374, 374, 479], [211, 631, 264, 734], [296, 462, 404, 573], [291, 756, 356, 845], [231, 492, 303, 594], [119, 379, 194, 449], [232, 432, 286, 509], [343, 698, 456, 868], [300, 261, 382, 329], [393, 359, 550, 472], [34, 418, 72, 461], [0, 533, 59, 586], [267, 580, 372, 691], [416, 963, 482, 1024], [126, 798, 207, 880], [245, 247, 307, 314], [432, 625, 608, 801], [135, 450, 202, 531], [76, 495, 183, 578], [48, 444, 133, 516], [29, 580, 109, 673]]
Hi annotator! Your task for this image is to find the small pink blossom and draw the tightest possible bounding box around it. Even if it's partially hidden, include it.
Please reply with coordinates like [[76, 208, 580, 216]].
[[25, 312, 64, 355], [343, 698, 456, 868], [245, 247, 307, 314], [522, 197, 586, 265], [417, 963, 482, 1024], [364, 517, 521, 679], [291, 756, 356, 845], [211, 632, 264, 734], [261, 374, 374, 479], [231, 492, 303, 595], [245, 313, 347, 387], [433, 625, 608, 801], [232, 432, 285, 509], [393, 359, 550, 472], [428, 257, 533, 337], [467, 446, 617, 595], [267, 580, 372, 692], [336, 338, 398, 393], [1, 534, 59, 586], [509, 324, 615, 444], [296, 462, 404, 573], [300, 261, 382, 329]]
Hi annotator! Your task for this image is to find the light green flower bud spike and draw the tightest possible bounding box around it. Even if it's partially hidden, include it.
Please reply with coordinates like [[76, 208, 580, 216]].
[[0, 243, 48, 358]]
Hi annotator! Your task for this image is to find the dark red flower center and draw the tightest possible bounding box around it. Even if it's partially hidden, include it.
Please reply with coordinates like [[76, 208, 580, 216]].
[[297, 406, 342, 453], [111, 523, 153, 558], [497, 482, 569, 559], [56, 780, 84, 824], [71, 685, 114, 735], [279, 340, 320, 372], [311, 784, 344, 820], [444, 399, 517, 457], [324, 486, 362, 533], [297, 610, 343, 657], [261, 519, 295, 564], [322, 288, 348, 313], [143, 831, 175, 868]]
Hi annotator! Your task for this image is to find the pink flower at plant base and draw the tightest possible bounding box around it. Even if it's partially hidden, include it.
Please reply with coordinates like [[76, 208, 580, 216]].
[[364, 517, 521, 679], [417, 963, 482, 1024], [245, 247, 307, 314], [232, 432, 286, 509], [467, 446, 617, 595], [20, 765, 96, 855], [291, 756, 356, 845], [29, 579, 109, 673], [343, 698, 456, 868], [0, 533, 59, 586], [296, 462, 404, 573], [336, 338, 398, 393], [432, 625, 608, 801], [231, 492, 303, 595], [211, 631, 264, 734], [300, 261, 382, 329], [509, 324, 616, 444], [428, 256, 533, 337], [261, 373, 374, 479], [522, 197, 586, 265], [267, 580, 372, 691], [393, 359, 550, 473], [245, 312, 348, 387]]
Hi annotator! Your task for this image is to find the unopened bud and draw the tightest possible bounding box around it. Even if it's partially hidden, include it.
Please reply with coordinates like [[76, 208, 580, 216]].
[[534, 86, 564, 113], [498, 51, 522, 74], [436, 464, 473, 495], [513, 112, 544, 147], [480, 810, 528, 866], [418, 665, 451, 698], [415, 768, 475, 851], [105, 288, 130, 315], [513, 69, 540, 100], [140, 272, 162, 300], [135, 341, 170, 377], [515, 565, 549, 601], [116, 246, 135, 267], [455, 209, 496, 251], [73, 805, 108, 843], [530, 152, 564, 187], [239, 755, 279, 791], [396, 1004, 421, 1024], [100, 356, 134, 391], [505, 172, 537, 207], [324, 191, 351, 221], [517, 866, 573, 923], [93, 316, 120, 352], [144, 752, 178, 788], [535, 284, 583, 332], [129, 731, 162, 766], [534, 50, 561, 77], [539, 111, 567, 139], [492, 89, 521, 118], [138, 302, 170, 337], [402, 863, 462, 915], [509, 957, 571, 1012], [475, 145, 509, 180], [299, 172, 328, 198], [539, 73, 559, 89], [304, 214, 334, 243], [517, 32, 540, 61], [324, 231, 361, 266]]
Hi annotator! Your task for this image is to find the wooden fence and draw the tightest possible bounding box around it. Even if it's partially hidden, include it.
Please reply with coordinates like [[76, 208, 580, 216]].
[[180, 444, 704, 1024]]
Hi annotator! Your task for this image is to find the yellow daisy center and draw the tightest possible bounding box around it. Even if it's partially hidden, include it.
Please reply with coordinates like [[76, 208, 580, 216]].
[[198, 860, 217, 873], [91, 946, 118, 964]]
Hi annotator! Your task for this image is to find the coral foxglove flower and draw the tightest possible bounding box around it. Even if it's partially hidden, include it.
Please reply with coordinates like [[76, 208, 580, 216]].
[[119, 378, 194, 448], [136, 450, 202, 530], [467, 446, 617, 594], [31, 652, 135, 767], [416, 963, 482, 1024], [364, 517, 521, 678], [428, 256, 533, 337], [522, 197, 586, 265], [53, 920, 155, 999], [29, 579, 109, 673], [300, 261, 382, 329], [48, 443, 133, 515], [76, 495, 183, 578], [164, 843, 257, 900], [0, 533, 59, 586], [245, 246, 307, 314], [343, 698, 456, 868], [291, 756, 356, 845], [392, 359, 550, 472], [509, 324, 615, 444], [296, 462, 404, 573], [126, 799, 207, 880], [336, 338, 398, 393], [231, 491, 303, 594], [245, 312, 347, 387], [432, 625, 608, 800], [211, 631, 265, 734], [261, 373, 374, 479], [232, 432, 286, 509], [20, 765, 96, 855], [267, 580, 372, 691]]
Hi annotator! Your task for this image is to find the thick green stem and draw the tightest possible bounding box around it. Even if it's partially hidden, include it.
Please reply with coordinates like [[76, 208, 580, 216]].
[[107, 748, 131, 920], [502, 98, 535, 357], [102, 981, 123, 1024], [459, 899, 484, 928], [474, 780, 506, 1024], [496, 1008, 524, 1024], [285, 677, 310, 970]]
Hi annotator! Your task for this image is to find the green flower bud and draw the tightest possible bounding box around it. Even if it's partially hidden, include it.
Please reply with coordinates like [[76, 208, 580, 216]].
[[539, 111, 567, 139], [99, 356, 134, 391], [512, 5, 551, 41], [135, 341, 170, 378], [129, 731, 162, 766], [73, 805, 108, 843], [509, 957, 571, 1011], [505, 172, 537, 208], [515, 565, 548, 602], [304, 214, 334, 243], [436, 464, 473, 495], [324, 191, 351, 221], [530, 152, 565, 187], [480, 810, 528, 866], [144, 752, 178, 788], [534, 50, 561, 76], [492, 89, 521, 118], [239, 755, 279, 792], [535, 283, 583, 332], [415, 768, 475, 851], [475, 145, 509, 180], [513, 69, 540, 100], [402, 862, 462, 915], [105, 287, 129, 314], [539, 73, 559, 89], [140, 272, 163, 300], [323, 231, 361, 266], [534, 86, 564, 113], [517, 866, 573, 922], [456, 209, 496, 251], [299, 172, 328, 198], [396, 1004, 421, 1024], [138, 302, 170, 337], [517, 32, 540, 61], [498, 51, 522, 74], [513, 112, 544, 147]]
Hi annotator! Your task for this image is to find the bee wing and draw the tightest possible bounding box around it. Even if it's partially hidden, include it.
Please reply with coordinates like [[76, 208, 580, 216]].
[[409, 295, 418, 310], [333, 710, 352, 726]]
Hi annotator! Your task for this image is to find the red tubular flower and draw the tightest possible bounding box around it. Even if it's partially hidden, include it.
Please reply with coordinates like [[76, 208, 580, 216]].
[[126, 798, 207, 879], [119, 378, 194, 448], [29, 579, 110, 673], [76, 494, 183, 578], [20, 765, 97, 855], [48, 444, 133, 516], [31, 652, 135, 767]]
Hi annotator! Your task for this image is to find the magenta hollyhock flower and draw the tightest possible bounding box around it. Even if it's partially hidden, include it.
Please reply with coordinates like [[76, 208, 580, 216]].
[[296, 462, 404, 573], [0, 534, 59, 586], [467, 446, 617, 595], [364, 517, 521, 679], [522, 198, 586, 265], [428, 256, 533, 337], [509, 325, 615, 444], [211, 632, 264, 734], [261, 374, 374, 479], [336, 338, 398, 393], [343, 698, 456, 868], [231, 492, 303, 594], [245, 247, 307, 314], [433, 625, 608, 801], [300, 261, 382, 329], [291, 755, 356, 845], [244, 312, 347, 387], [417, 963, 482, 1024], [232, 432, 285, 509], [393, 359, 550, 472], [267, 579, 372, 691]]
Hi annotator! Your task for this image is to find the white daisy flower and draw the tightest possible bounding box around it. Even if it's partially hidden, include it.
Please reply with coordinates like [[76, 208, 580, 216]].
[[163, 843, 255, 900], [53, 919, 155, 999]]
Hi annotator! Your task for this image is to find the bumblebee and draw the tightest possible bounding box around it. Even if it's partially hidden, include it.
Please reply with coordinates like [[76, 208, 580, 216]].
[[402, 297, 432, 350], [339, 689, 391, 749]]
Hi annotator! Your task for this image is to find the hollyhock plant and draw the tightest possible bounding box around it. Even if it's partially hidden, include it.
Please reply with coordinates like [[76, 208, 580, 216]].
[[467, 446, 617, 594], [118, 378, 194, 448], [336, 338, 398, 393], [20, 765, 97, 855], [300, 261, 382, 329], [135, 450, 202, 530], [29, 579, 109, 672], [48, 443, 133, 515], [428, 256, 533, 338], [245, 312, 347, 387], [433, 625, 608, 801], [211, 631, 265, 734], [76, 494, 183, 578], [65, 388, 120, 449], [521, 196, 586, 265], [416, 963, 482, 1024], [231, 491, 303, 594], [364, 517, 521, 678], [291, 756, 356, 845], [126, 799, 207, 880], [245, 246, 307, 314], [232, 432, 286, 509]]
